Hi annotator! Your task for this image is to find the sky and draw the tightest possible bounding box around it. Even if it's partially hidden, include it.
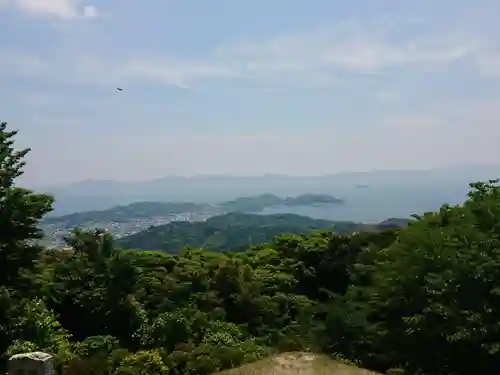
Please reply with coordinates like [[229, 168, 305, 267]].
[[2, 0, 500, 186]]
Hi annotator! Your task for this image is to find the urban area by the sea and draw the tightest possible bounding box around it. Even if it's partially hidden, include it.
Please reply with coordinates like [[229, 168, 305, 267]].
[[40, 211, 213, 248]]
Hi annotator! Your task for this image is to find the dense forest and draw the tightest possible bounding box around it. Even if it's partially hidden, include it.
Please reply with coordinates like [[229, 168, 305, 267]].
[[2, 119, 500, 375], [117, 213, 406, 253]]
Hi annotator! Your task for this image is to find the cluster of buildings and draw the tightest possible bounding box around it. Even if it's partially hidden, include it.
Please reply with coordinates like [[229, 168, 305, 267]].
[[40, 212, 213, 248]]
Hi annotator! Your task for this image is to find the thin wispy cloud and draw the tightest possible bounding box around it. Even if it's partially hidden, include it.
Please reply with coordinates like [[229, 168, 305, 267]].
[[214, 22, 482, 72], [0, 14, 494, 89]]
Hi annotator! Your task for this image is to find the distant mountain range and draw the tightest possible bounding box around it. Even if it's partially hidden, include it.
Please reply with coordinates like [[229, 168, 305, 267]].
[[38, 165, 500, 220], [117, 212, 410, 253]]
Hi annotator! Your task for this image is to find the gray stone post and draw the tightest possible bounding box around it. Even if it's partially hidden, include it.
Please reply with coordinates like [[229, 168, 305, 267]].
[[8, 352, 53, 375]]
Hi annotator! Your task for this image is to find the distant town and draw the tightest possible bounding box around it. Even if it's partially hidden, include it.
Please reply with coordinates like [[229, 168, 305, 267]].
[[40, 211, 214, 248]]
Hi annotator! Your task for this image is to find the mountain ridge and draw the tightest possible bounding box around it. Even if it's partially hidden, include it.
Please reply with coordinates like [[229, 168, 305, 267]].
[[39, 163, 500, 189]]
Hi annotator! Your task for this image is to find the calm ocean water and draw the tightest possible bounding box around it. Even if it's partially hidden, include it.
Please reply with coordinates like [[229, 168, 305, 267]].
[[258, 184, 470, 223]]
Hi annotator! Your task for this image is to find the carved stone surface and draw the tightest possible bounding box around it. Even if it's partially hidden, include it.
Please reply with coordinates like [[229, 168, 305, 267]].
[[8, 352, 53, 375]]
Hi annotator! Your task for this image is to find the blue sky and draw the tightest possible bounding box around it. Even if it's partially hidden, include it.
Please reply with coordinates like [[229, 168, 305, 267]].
[[1, 0, 500, 185]]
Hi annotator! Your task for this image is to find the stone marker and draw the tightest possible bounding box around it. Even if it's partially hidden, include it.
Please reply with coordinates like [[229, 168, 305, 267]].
[[8, 352, 53, 375]]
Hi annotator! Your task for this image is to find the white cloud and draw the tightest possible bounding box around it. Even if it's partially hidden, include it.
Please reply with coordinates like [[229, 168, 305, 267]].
[[215, 25, 482, 73], [130, 26, 483, 87], [4, 0, 98, 19], [0, 16, 492, 88], [81, 4, 96, 18], [119, 60, 238, 88]]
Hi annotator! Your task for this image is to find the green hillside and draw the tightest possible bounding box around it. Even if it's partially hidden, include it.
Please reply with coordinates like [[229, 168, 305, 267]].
[[117, 213, 355, 252]]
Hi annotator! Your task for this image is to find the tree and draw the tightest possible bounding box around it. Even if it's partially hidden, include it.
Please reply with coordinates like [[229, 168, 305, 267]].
[[338, 181, 500, 375], [114, 349, 169, 375], [6, 298, 73, 365], [0, 121, 53, 288], [64, 228, 116, 261]]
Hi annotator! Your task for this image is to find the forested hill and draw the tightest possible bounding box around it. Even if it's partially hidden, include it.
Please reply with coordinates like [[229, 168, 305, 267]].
[[116, 212, 405, 253]]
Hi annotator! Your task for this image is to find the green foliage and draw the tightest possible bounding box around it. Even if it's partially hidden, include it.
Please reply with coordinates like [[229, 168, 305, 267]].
[[117, 213, 334, 252], [74, 335, 121, 358], [5, 118, 500, 375], [331, 180, 500, 375], [117, 212, 397, 253], [0, 121, 53, 289], [114, 349, 169, 375]]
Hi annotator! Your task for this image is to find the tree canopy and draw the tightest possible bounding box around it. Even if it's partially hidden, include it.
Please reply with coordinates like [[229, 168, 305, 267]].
[[116, 212, 386, 253], [1, 118, 500, 375]]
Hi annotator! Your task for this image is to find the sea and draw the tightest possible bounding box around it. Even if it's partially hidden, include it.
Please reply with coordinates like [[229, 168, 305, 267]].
[[258, 183, 470, 223]]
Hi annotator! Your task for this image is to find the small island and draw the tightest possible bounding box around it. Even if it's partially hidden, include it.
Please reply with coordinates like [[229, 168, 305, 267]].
[[283, 194, 343, 206], [219, 193, 344, 213]]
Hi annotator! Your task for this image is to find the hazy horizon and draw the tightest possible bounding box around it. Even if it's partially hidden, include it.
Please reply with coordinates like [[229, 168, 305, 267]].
[[25, 162, 500, 189], [33, 164, 500, 216]]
